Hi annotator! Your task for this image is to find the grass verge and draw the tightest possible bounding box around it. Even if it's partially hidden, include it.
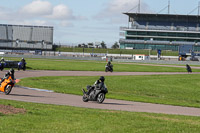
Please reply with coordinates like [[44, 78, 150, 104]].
[[0, 99, 200, 133], [18, 74, 200, 108], [4, 57, 200, 72], [56, 47, 179, 56]]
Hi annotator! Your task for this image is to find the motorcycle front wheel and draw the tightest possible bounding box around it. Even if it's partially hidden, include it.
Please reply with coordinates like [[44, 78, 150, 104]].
[[97, 93, 105, 103], [4, 85, 12, 95], [105, 68, 108, 72], [82, 94, 88, 102]]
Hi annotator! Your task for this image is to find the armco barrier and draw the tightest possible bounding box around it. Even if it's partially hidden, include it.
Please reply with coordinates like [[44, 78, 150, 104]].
[[1, 53, 200, 65], [5, 61, 19, 68], [2, 54, 103, 61]]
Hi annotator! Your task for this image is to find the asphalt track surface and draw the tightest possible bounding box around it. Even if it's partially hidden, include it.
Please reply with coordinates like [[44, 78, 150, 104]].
[[0, 70, 200, 116]]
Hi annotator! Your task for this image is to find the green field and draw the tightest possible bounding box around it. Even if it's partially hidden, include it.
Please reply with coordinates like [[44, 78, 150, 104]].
[[56, 47, 179, 56], [1, 57, 200, 132], [18, 74, 200, 108], [0, 99, 200, 133], [4, 57, 200, 72]]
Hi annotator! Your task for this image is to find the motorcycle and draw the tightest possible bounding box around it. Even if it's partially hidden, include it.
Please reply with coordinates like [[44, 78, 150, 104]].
[[82, 84, 108, 103], [0, 62, 6, 71], [18, 62, 26, 71], [105, 65, 113, 72], [0, 75, 15, 95]]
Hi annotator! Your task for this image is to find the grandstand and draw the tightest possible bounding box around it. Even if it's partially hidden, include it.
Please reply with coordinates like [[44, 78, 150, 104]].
[[119, 13, 200, 51], [0, 24, 53, 51]]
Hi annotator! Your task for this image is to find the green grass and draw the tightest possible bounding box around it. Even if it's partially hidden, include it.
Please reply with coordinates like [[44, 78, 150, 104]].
[[56, 47, 179, 56], [0, 99, 200, 133], [18, 74, 200, 108], [5, 57, 200, 72]]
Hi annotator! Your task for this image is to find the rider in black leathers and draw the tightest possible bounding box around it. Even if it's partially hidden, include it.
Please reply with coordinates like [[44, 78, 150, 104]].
[[86, 76, 105, 95], [107, 61, 112, 67], [21, 57, 26, 68], [21, 58, 26, 64], [186, 64, 192, 73], [1, 57, 5, 62]]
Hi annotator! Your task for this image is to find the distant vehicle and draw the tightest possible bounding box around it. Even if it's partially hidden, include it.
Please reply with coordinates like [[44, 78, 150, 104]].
[[133, 54, 149, 60], [82, 84, 108, 103], [18, 62, 26, 71], [101, 56, 107, 60], [0, 75, 15, 95]]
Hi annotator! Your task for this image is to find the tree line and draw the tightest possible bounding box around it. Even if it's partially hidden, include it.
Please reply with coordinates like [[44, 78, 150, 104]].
[[77, 41, 119, 49]]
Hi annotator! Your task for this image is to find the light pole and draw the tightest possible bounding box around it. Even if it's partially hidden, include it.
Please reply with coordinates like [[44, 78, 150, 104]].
[[82, 44, 85, 56]]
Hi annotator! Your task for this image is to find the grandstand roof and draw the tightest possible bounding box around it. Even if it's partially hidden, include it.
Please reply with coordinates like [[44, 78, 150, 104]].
[[124, 13, 200, 22]]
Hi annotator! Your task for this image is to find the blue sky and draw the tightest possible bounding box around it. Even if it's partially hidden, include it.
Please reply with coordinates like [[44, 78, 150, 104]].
[[0, 0, 200, 47]]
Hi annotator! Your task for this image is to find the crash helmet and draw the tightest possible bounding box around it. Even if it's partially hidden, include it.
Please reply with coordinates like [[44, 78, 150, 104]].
[[99, 76, 105, 82], [9, 68, 15, 74], [22, 57, 24, 60], [1, 57, 4, 60]]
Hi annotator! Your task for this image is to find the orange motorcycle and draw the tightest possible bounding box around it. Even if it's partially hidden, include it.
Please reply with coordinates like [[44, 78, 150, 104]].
[[0, 76, 15, 95]]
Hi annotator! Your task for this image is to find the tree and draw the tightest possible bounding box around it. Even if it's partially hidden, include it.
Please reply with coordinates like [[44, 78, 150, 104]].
[[88, 43, 94, 48], [78, 43, 87, 48], [111, 42, 119, 49], [100, 41, 107, 49], [78, 44, 82, 48]]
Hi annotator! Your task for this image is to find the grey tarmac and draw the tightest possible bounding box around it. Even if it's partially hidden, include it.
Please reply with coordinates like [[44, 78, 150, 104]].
[[0, 70, 200, 116]]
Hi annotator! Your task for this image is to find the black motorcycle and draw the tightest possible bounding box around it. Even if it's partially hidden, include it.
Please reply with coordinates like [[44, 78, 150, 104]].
[[82, 84, 108, 103], [186, 64, 192, 73], [105, 65, 113, 72]]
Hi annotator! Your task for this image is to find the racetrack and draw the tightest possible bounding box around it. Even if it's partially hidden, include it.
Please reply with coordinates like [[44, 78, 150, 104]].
[[0, 70, 200, 116]]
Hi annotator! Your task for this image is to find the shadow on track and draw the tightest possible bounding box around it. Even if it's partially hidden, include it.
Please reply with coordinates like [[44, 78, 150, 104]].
[[10, 94, 45, 98], [103, 102, 132, 106]]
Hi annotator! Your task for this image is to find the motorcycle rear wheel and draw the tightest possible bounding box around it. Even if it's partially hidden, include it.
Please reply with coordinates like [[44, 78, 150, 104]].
[[4, 85, 12, 95], [97, 93, 105, 103]]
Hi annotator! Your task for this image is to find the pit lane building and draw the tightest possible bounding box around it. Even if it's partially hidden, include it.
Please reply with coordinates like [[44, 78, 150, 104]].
[[119, 13, 200, 51], [0, 24, 53, 51]]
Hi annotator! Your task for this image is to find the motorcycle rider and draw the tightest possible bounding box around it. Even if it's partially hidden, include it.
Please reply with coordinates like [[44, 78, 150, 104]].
[[106, 61, 112, 67], [21, 57, 26, 63], [106, 61, 113, 71], [86, 76, 105, 95], [0, 57, 5, 69], [20, 57, 26, 68], [0, 68, 15, 86], [186, 64, 192, 73], [1, 57, 5, 62]]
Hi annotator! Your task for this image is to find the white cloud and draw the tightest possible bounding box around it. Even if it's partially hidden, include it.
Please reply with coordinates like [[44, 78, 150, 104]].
[[20, 0, 52, 16], [47, 4, 75, 20], [95, 0, 152, 23], [0, 0, 85, 28], [108, 0, 138, 13]]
